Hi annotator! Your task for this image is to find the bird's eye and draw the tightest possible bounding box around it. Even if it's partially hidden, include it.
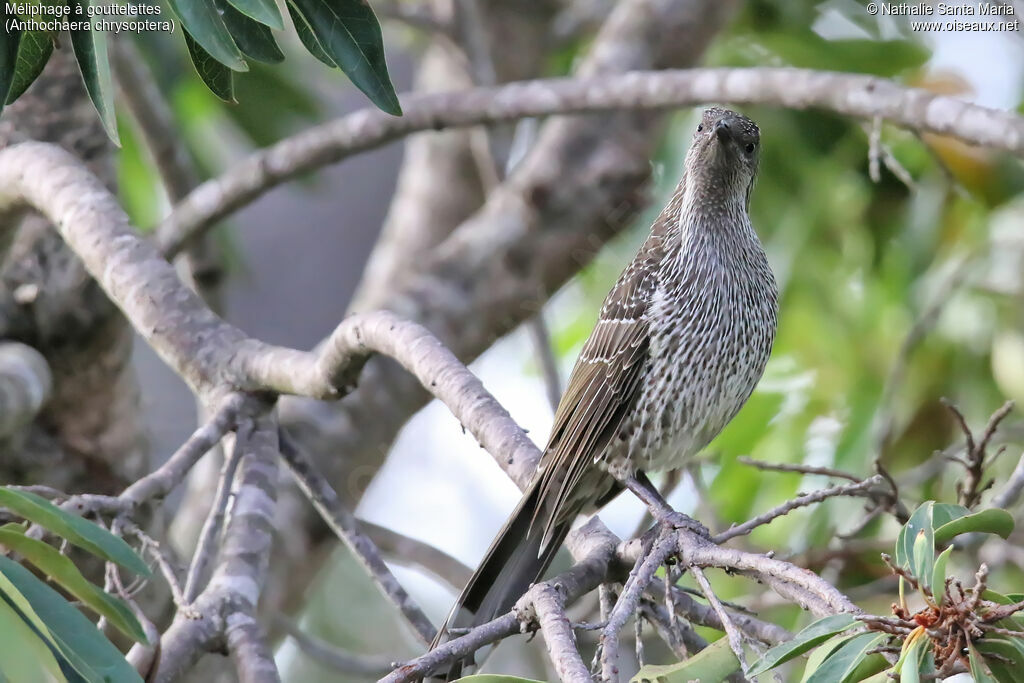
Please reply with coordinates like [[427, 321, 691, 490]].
[[744, 143, 755, 154], [696, 124, 703, 132]]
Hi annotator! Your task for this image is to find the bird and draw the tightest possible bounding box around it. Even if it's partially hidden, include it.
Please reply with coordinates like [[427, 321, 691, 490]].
[[430, 107, 779, 678]]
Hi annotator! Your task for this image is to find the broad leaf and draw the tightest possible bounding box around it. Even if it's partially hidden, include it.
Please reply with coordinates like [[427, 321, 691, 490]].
[[0, 530, 147, 643], [184, 31, 235, 103], [219, 0, 285, 64], [896, 502, 933, 572], [805, 632, 886, 683], [934, 508, 1014, 544], [0, 592, 68, 683], [0, 556, 139, 683], [931, 503, 970, 529], [749, 613, 859, 675], [68, 0, 119, 144], [286, 1, 336, 67], [0, 488, 149, 576], [167, 0, 247, 71], [225, 0, 283, 30], [631, 639, 740, 683], [288, 0, 401, 115]]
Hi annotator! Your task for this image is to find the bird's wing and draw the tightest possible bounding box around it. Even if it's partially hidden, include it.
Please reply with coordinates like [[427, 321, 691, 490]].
[[532, 229, 666, 546]]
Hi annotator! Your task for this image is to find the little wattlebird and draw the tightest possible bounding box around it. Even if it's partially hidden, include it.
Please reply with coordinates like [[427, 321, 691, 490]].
[[429, 107, 778, 678]]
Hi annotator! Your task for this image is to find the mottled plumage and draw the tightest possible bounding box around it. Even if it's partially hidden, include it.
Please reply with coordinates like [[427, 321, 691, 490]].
[[431, 108, 778, 678]]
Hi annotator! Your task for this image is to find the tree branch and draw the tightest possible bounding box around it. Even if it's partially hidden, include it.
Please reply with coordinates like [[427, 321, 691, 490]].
[[158, 67, 1024, 256]]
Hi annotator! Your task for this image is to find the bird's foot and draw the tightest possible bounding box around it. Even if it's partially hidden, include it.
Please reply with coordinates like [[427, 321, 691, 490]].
[[656, 510, 711, 540]]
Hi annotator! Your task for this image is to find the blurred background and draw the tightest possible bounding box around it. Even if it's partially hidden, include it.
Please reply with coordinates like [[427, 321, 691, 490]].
[[116, 0, 1024, 680]]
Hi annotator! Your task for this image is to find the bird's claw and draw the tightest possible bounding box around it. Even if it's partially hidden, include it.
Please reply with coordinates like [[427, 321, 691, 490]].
[[658, 510, 711, 540]]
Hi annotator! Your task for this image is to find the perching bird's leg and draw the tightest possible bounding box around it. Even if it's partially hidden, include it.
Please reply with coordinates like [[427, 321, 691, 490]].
[[622, 471, 710, 539]]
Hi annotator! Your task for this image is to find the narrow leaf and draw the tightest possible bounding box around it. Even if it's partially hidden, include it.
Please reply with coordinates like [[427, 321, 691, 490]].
[[0, 488, 149, 576], [934, 508, 1014, 544], [0, 27, 21, 114], [631, 639, 740, 683], [68, 0, 118, 144], [5, 27, 52, 104], [0, 592, 68, 683], [226, 0, 284, 30], [932, 545, 953, 605], [288, 0, 401, 115], [749, 613, 859, 675], [911, 524, 934, 593], [286, 1, 335, 66], [799, 633, 858, 683], [969, 642, 999, 683], [0, 567, 60, 653], [183, 31, 235, 103], [0, 530, 147, 643], [166, 0, 248, 71], [805, 632, 887, 683], [219, 0, 285, 64], [0, 556, 138, 683]]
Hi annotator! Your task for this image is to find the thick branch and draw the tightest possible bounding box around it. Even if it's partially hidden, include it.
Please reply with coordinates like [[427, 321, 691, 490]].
[[158, 67, 1024, 255]]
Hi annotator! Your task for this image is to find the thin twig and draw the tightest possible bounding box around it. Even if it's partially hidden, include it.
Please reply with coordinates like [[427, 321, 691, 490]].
[[691, 566, 749, 677], [713, 476, 884, 543], [737, 457, 860, 483], [276, 616, 395, 676], [599, 534, 677, 682], [183, 419, 251, 603], [279, 430, 436, 646]]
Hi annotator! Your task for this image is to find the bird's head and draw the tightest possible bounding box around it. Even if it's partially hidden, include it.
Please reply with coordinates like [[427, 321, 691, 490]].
[[684, 107, 761, 208]]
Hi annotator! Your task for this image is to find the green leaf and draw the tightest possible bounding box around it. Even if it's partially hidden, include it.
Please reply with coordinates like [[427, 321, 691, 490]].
[[225, 0, 283, 30], [0, 530, 147, 643], [894, 631, 928, 683], [0, 591, 68, 683], [977, 638, 1024, 669], [931, 545, 953, 605], [911, 523, 934, 594], [5, 25, 52, 104], [183, 31, 235, 103], [167, 0, 248, 71], [931, 503, 970, 529], [219, 0, 284, 64], [0, 566, 61, 654], [68, 0, 119, 144], [749, 613, 859, 675], [755, 31, 929, 77], [800, 633, 858, 683], [0, 556, 140, 683], [0, 26, 21, 113], [286, 1, 335, 66], [630, 639, 741, 683], [805, 632, 886, 683], [287, 0, 401, 115], [896, 502, 933, 572], [934, 508, 1014, 545], [969, 641, 999, 683], [0, 488, 149, 577]]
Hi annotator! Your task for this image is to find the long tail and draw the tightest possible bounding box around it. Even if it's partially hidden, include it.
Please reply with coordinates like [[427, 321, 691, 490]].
[[430, 477, 573, 680]]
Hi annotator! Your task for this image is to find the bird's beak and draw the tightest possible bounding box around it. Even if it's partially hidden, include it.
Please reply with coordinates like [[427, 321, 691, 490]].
[[714, 117, 734, 143]]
